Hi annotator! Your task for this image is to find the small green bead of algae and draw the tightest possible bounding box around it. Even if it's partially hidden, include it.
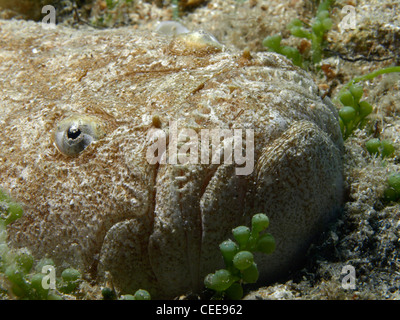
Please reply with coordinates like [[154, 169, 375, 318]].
[[256, 233, 276, 254], [349, 84, 363, 103], [241, 263, 259, 284], [0, 190, 8, 202], [15, 249, 34, 274], [311, 19, 324, 36], [61, 268, 81, 282], [30, 273, 49, 297], [366, 138, 381, 155], [388, 173, 400, 193], [5, 264, 28, 290], [232, 226, 250, 247], [262, 35, 281, 52], [339, 91, 355, 108], [380, 140, 395, 159], [287, 18, 303, 28], [102, 287, 117, 300], [383, 187, 398, 202], [233, 251, 254, 271], [339, 106, 356, 123], [290, 26, 310, 39], [251, 213, 270, 233], [204, 269, 234, 292], [359, 101, 373, 118], [322, 17, 333, 31], [317, 10, 330, 20], [133, 289, 151, 300], [4, 202, 23, 225], [219, 239, 239, 264]]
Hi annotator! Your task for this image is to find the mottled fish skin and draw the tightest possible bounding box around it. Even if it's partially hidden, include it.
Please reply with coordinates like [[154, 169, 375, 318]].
[[0, 19, 343, 298]]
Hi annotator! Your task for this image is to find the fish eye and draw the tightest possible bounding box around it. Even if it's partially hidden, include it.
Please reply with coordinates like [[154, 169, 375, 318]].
[[54, 115, 106, 156]]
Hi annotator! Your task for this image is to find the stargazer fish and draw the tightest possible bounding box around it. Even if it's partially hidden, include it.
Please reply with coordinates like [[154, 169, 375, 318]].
[[0, 19, 343, 298]]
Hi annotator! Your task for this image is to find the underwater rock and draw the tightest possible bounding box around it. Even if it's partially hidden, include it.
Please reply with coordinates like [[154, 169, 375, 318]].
[[0, 19, 343, 298]]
